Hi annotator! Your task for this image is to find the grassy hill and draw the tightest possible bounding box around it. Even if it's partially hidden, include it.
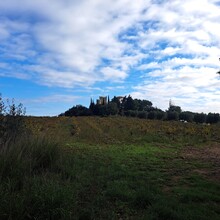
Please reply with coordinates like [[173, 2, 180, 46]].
[[25, 116, 220, 144], [0, 116, 220, 219]]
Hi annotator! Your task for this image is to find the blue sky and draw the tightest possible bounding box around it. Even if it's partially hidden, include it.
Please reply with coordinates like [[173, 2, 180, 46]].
[[0, 0, 220, 116]]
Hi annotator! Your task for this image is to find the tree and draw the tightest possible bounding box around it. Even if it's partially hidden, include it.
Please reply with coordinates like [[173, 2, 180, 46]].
[[206, 113, 219, 124], [111, 96, 121, 108], [137, 111, 147, 119], [0, 94, 26, 116], [156, 111, 166, 120], [106, 102, 119, 115], [0, 94, 5, 116], [179, 111, 194, 122], [168, 105, 182, 113], [124, 95, 136, 111], [135, 99, 152, 111], [167, 111, 179, 121], [89, 98, 95, 113], [64, 105, 92, 116], [194, 113, 207, 123], [124, 110, 137, 117], [98, 105, 107, 116], [148, 111, 157, 120], [93, 104, 102, 116], [0, 94, 26, 147]]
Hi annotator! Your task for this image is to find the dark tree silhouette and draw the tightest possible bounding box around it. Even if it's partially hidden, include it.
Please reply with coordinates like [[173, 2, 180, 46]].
[[194, 113, 207, 124], [0, 94, 26, 147], [60, 95, 219, 124]]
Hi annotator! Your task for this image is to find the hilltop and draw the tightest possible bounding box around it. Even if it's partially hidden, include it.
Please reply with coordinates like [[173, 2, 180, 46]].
[[60, 95, 220, 124]]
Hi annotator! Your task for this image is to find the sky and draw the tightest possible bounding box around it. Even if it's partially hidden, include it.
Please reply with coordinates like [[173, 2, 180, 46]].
[[0, 0, 220, 116]]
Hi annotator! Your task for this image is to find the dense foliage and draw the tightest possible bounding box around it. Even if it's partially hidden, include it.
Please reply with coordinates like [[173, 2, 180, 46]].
[[61, 95, 220, 124]]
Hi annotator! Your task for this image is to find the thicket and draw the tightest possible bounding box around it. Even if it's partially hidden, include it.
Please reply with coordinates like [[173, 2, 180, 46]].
[[61, 95, 220, 124]]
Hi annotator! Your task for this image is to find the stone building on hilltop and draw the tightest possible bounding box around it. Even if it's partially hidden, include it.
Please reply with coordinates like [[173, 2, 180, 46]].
[[96, 96, 108, 105]]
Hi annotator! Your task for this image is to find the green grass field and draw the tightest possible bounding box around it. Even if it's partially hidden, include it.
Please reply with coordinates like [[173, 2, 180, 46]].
[[0, 116, 220, 219]]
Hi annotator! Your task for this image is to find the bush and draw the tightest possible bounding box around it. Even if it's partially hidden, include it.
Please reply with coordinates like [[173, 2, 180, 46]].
[[194, 113, 207, 124], [106, 103, 119, 115], [0, 94, 26, 148], [156, 111, 166, 120], [64, 105, 92, 116], [130, 110, 137, 117], [137, 111, 147, 119], [179, 111, 194, 122], [167, 111, 179, 121], [206, 113, 219, 124], [124, 111, 130, 117], [148, 111, 157, 120], [124, 110, 137, 117]]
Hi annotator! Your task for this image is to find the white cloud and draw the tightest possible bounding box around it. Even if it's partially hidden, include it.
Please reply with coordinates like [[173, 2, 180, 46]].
[[131, 66, 220, 113], [0, 0, 153, 87], [101, 67, 127, 81], [128, 0, 220, 113], [1, 0, 220, 114]]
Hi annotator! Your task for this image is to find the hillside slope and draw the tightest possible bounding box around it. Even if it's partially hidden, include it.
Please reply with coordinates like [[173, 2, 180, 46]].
[[25, 116, 220, 145], [1, 116, 219, 219]]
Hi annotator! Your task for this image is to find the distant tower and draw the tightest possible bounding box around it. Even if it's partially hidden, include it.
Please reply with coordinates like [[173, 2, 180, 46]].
[[169, 99, 172, 108], [97, 96, 107, 105], [217, 58, 220, 76], [169, 99, 174, 108]]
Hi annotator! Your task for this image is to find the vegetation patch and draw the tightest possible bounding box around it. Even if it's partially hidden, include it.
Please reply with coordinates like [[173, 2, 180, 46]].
[[0, 110, 220, 219]]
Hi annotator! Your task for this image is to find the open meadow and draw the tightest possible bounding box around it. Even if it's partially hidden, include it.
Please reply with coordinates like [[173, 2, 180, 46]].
[[0, 116, 220, 219]]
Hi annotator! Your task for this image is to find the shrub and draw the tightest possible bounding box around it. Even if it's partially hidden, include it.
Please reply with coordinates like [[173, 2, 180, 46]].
[[130, 110, 137, 117], [0, 94, 26, 148], [148, 111, 157, 120], [166, 111, 179, 121], [206, 113, 219, 124], [124, 111, 130, 117], [137, 111, 147, 119], [179, 111, 194, 122], [124, 110, 137, 117], [156, 111, 166, 120], [194, 113, 207, 124]]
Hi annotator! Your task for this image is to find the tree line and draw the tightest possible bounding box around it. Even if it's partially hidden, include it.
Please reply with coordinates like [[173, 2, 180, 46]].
[[60, 95, 220, 124]]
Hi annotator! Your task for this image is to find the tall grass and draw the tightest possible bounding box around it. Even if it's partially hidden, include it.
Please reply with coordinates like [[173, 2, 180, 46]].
[[0, 136, 60, 180], [0, 135, 70, 219]]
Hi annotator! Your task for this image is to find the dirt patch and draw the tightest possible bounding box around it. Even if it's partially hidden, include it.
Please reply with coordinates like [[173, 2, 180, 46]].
[[181, 144, 220, 182]]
